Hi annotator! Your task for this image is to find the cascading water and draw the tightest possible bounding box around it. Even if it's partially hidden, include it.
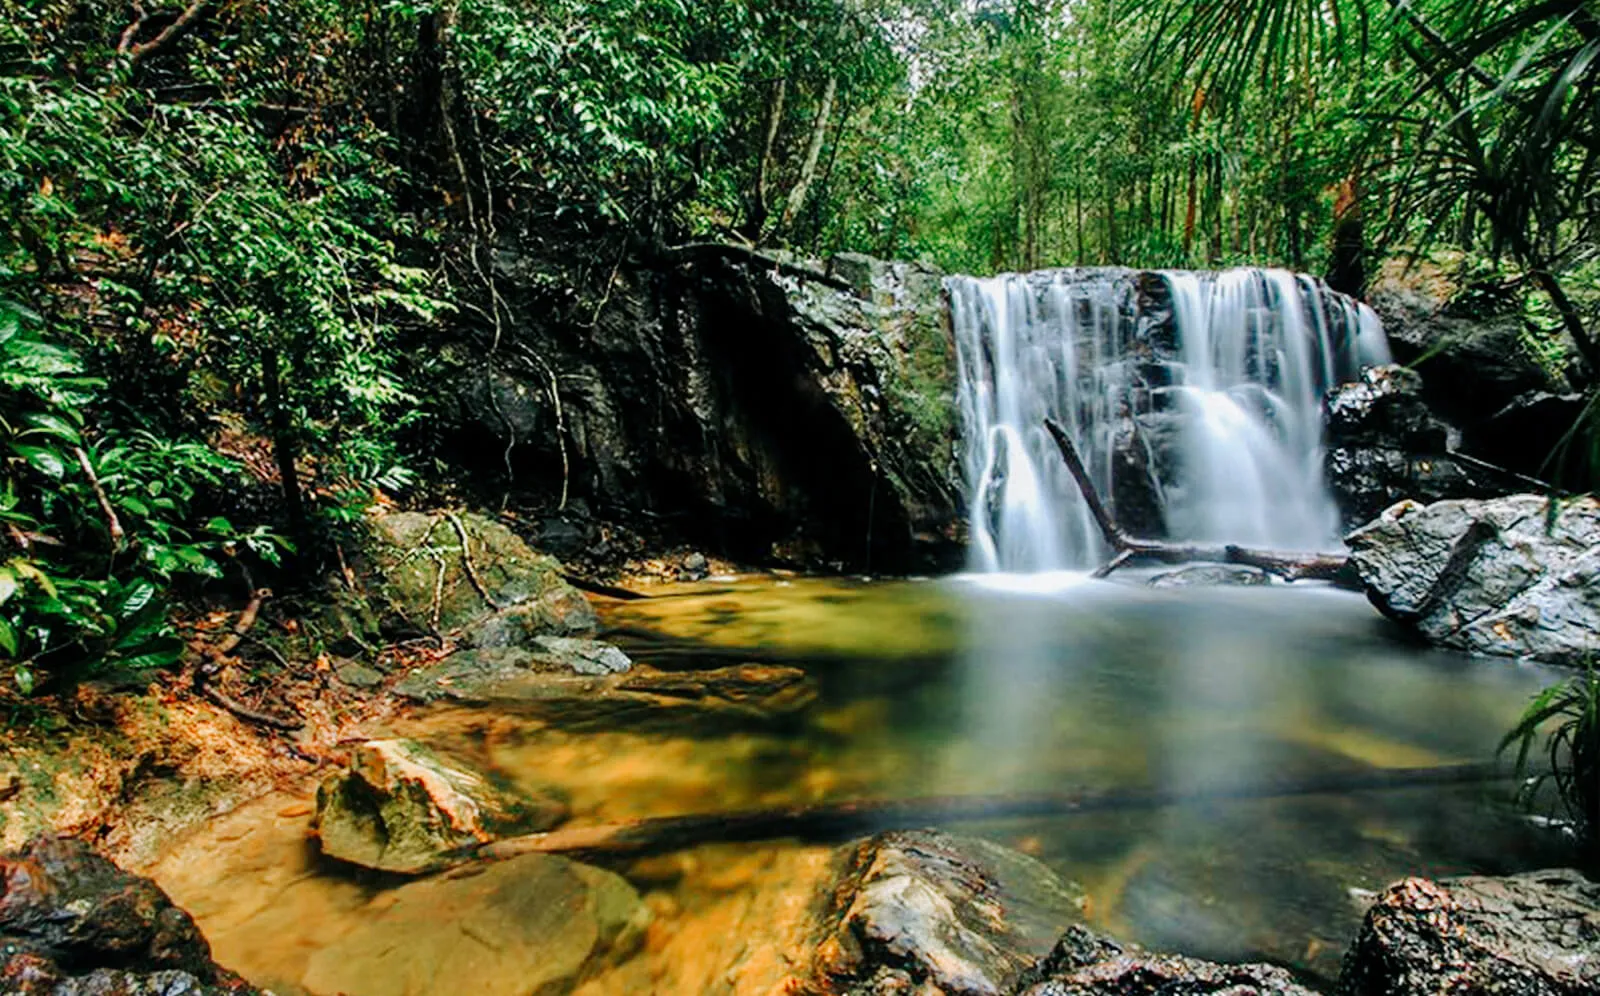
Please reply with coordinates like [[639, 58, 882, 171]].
[[951, 268, 1391, 573]]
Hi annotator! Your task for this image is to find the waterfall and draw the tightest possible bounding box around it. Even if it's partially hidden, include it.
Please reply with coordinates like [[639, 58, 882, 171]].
[[951, 268, 1391, 573]]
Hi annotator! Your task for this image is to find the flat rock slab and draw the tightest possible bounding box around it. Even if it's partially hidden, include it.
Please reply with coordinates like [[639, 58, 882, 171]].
[[314, 738, 566, 874], [0, 835, 260, 995], [1339, 869, 1600, 996], [1348, 495, 1600, 666], [301, 852, 648, 996], [805, 829, 1087, 996], [395, 652, 818, 732], [1013, 925, 1316, 995]]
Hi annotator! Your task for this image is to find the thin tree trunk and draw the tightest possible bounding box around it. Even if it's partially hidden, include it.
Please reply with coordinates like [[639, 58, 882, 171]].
[[779, 76, 838, 234], [748, 78, 787, 238], [261, 348, 309, 548]]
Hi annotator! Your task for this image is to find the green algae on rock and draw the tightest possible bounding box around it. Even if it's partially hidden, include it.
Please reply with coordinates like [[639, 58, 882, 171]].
[[313, 738, 567, 874], [320, 509, 597, 654]]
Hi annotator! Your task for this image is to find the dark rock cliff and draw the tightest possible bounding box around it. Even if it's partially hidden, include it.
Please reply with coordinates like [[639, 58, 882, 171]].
[[437, 248, 964, 573]]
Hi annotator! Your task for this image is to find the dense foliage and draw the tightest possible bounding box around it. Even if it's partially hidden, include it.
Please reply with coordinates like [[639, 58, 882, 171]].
[[2, 0, 1598, 692]]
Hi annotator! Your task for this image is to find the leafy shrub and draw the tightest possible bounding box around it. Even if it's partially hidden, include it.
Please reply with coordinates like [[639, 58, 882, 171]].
[[0, 300, 288, 693], [1501, 665, 1600, 854]]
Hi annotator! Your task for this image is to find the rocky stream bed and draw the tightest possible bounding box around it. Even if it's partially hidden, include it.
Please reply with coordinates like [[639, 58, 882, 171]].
[[4, 253, 1600, 995]]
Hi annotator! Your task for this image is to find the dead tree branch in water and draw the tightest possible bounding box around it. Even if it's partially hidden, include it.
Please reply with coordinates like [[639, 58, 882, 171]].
[[1042, 418, 1353, 584]]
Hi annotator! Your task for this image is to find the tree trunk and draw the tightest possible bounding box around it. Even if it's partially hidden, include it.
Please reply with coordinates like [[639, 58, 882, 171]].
[[1044, 419, 1353, 584], [779, 76, 838, 235], [746, 78, 787, 240], [261, 348, 309, 550]]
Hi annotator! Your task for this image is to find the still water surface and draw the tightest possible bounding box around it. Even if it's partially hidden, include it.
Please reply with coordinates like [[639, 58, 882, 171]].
[[145, 575, 1573, 993]]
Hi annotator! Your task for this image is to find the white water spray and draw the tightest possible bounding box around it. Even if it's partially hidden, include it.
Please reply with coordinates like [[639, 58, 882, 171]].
[[950, 268, 1390, 572]]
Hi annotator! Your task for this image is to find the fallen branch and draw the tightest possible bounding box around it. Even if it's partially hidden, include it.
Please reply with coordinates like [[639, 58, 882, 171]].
[[115, 0, 209, 67], [465, 762, 1503, 864], [1043, 419, 1352, 584], [201, 684, 303, 731], [194, 588, 303, 731]]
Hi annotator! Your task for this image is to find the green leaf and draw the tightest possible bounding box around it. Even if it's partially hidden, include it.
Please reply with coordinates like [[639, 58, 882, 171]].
[[23, 411, 82, 444], [0, 617, 17, 657], [114, 637, 185, 671], [13, 444, 66, 479], [0, 567, 16, 607], [14, 665, 34, 695]]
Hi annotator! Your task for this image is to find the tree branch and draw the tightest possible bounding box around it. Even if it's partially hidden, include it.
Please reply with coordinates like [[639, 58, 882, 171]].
[[1043, 419, 1352, 584], [116, 1, 210, 66]]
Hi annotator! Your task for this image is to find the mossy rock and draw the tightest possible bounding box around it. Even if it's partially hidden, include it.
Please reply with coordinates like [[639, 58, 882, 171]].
[[313, 738, 567, 874], [322, 509, 598, 651]]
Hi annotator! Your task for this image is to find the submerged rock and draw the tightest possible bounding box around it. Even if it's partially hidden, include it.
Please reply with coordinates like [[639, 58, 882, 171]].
[[1013, 924, 1317, 995], [395, 652, 817, 732], [1147, 565, 1271, 588], [1347, 495, 1600, 666], [301, 852, 649, 996], [1338, 870, 1600, 995], [314, 738, 565, 874], [804, 829, 1087, 996], [0, 835, 259, 995]]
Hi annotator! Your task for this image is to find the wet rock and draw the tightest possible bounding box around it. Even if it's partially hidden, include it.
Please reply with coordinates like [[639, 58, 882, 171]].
[[334, 659, 385, 689], [313, 739, 566, 874], [1338, 869, 1600, 996], [1148, 565, 1271, 588], [394, 652, 817, 732], [328, 509, 596, 650], [301, 852, 649, 996], [446, 249, 965, 574], [1370, 263, 1561, 422], [679, 551, 710, 581], [1014, 924, 1317, 995], [1323, 365, 1523, 530], [1347, 495, 1600, 666], [804, 829, 1087, 996], [1368, 261, 1580, 486], [0, 836, 259, 995]]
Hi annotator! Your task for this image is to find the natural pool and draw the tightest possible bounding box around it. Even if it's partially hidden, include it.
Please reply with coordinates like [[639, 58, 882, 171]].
[[141, 574, 1577, 994]]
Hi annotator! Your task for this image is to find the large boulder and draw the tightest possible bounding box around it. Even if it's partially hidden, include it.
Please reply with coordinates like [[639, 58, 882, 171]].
[[313, 738, 567, 874], [803, 829, 1087, 996], [300, 852, 649, 996], [1347, 495, 1600, 666], [321, 509, 597, 653], [440, 248, 965, 573], [1338, 870, 1600, 995], [1368, 260, 1584, 486], [1013, 924, 1317, 996], [1324, 366, 1528, 529], [394, 650, 818, 732], [0, 836, 259, 995]]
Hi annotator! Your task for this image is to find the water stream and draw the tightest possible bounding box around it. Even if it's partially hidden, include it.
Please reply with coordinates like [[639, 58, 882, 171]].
[[143, 578, 1569, 995], [951, 268, 1392, 571]]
